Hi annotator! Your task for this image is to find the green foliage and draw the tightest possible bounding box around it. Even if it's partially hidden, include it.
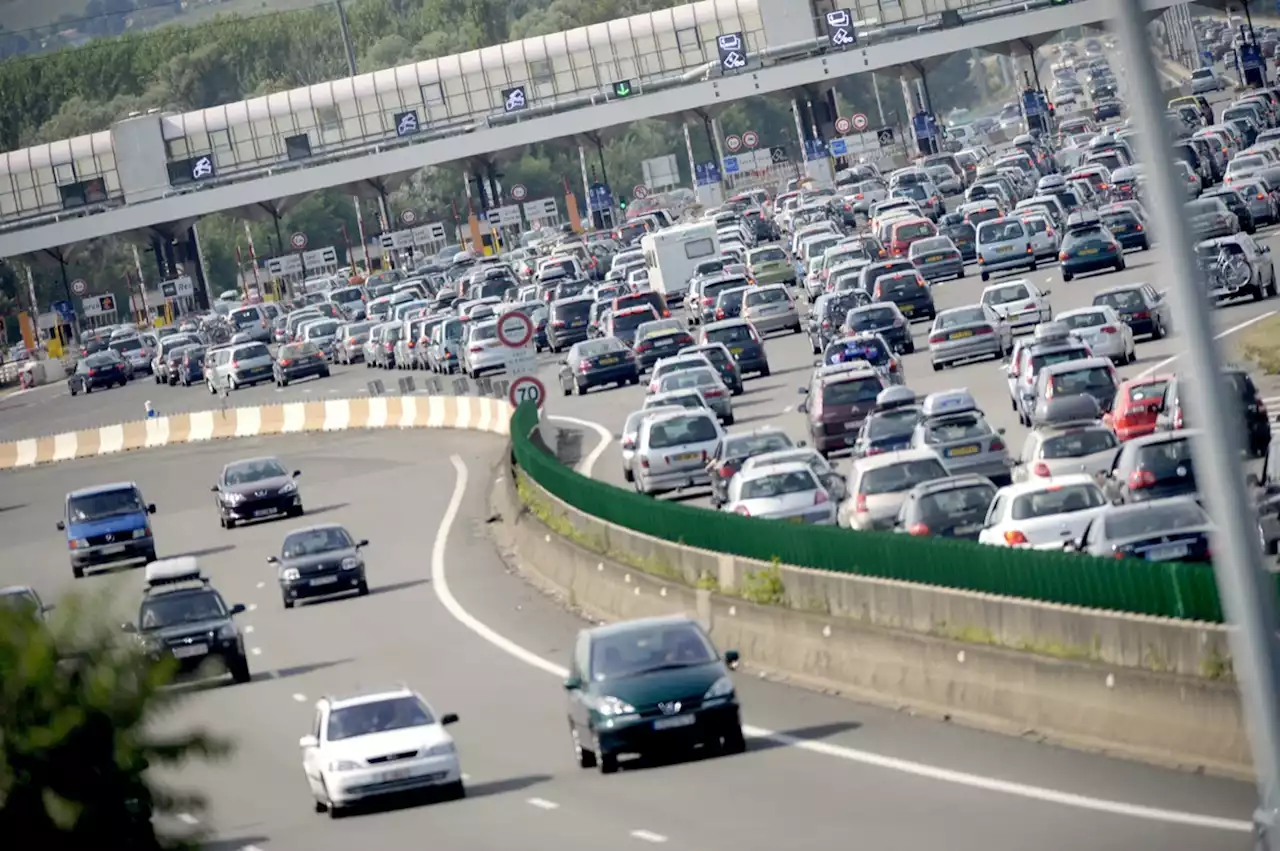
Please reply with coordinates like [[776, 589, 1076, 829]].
[[0, 594, 232, 849], [739, 563, 786, 606]]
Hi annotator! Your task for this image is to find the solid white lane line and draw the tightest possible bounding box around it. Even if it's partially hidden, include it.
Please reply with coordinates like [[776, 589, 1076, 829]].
[[549, 414, 613, 477], [435, 456, 1252, 833], [176, 813, 199, 825], [526, 797, 560, 810], [1136, 310, 1277, 379], [630, 830, 668, 843]]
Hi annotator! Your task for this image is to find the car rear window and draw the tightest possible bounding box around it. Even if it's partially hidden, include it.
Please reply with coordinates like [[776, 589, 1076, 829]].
[[613, 309, 657, 331], [707, 324, 754, 344], [745, 288, 790, 307], [110, 338, 144, 352], [647, 415, 719, 448], [1049, 365, 1115, 395], [922, 413, 989, 443], [821, 377, 883, 406], [1103, 501, 1207, 539], [895, 222, 935, 241], [1134, 437, 1194, 476], [917, 483, 997, 523], [1010, 483, 1105, 519], [236, 343, 270, 359], [1039, 428, 1118, 458], [553, 300, 591, 320], [741, 470, 819, 499], [860, 459, 948, 495], [231, 309, 260, 327]]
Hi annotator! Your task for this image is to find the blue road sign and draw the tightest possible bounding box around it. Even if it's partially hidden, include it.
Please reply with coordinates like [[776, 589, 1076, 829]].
[[829, 139, 849, 156], [1022, 90, 1043, 117], [723, 155, 740, 174], [588, 182, 613, 211], [912, 112, 936, 139], [52, 299, 75, 322], [694, 161, 722, 185], [803, 138, 828, 161]]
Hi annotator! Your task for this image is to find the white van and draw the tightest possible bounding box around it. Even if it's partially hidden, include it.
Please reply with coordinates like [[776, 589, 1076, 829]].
[[641, 222, 719, 301]]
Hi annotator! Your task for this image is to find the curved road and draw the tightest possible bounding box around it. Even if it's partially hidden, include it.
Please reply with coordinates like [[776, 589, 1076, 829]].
[[0, 430, 1258, 851]]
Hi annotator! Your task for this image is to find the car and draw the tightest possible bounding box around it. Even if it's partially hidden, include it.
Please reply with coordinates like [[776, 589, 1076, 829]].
[[207, 341, 275, 392], [558, 337, 640, 395], [619, 406, 686, 482], [1053, 305, 1135, 365], [1012, 408, 1120, 482], [547, 295, 595, 352], [977, 474, 1109, 549], [160, 343, 199, 386], [655, 367, 733, 423], [58, 481, 158, 578], [1031, 356, 1119, 423], [841, 301, 913, 354], [746, 244, 795, 286], [850, 388, 922, 457], [739, 284, 802, 336], [1232, 178, 1280, 226], [270, 524, 370, 609], [927, 304, 1011, 371], [1184, 197, 1239, 241], [976, 217, 1037, 281], [213, 456, 304, 528], [738, 447, 846, 503], [1019, 214, 1061, 262], [1190, 67, 1225, 94], [300, 686, 464, 814], [564, 615, 744, 774], [648, 353, 717, 395], [677, 343, 744, 395], [1195, 234, 1278, 302], [1154, 367, 1272, 458], [461, 319, 506, 378], [1105, 375, 1172, 441], [0, 585, 50, 620], [150, 333, 200, 383], [125, 559, 250, 683], [633, 410, 723, 496], [910, 390, 1013, 485], [68, 350, 130, 395], [724, 461, 837, 523], [980, 278, 1052, 334], [808, 291, 864, 353], [633, 318, 696, 372], [866, 269, 936, 321], [908, 235, 965, 282], [1064, 497, 1213, 562], [1099, 430, 1200, 504], [839, 448, 950, 530], [109, 334, 156, 377], [1058, 213, 1125, 281], [698, 319, 770, 377], [274, 342, 331, 387], [892, 474, 998, 539], [799, 365, 888, 456], [706, 428, 797, 508], [1091, 283, 1169, 339]]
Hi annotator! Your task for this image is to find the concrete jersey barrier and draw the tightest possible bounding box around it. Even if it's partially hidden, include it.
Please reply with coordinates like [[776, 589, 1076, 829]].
[[0, 395, 512, 470]]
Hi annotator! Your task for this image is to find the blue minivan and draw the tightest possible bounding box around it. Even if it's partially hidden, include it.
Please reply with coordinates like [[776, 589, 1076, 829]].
[[58, 482, 158, 578]]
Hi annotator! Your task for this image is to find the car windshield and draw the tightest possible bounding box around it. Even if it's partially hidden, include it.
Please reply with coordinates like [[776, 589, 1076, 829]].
[[917, 483, 997, 523], [1094, 289, 1146, 311], [1103, 501, 1208, 539], [67, 488, 144, 521], [1010, 483, 1106, 519], [1050, 366, 1115, 395], [937, 307, 987, 328], [1031, 347, 1090, 373], [741, 470, 819, 499], [139, 590, 227, 630], [861, 459, 948, 494], [223, 459, 288, 485], [979, 221, 1025, 242], [1040, 428, 1118, 458], [1058, 311, 1108, 330], [647, 415, 718, 448], [922, 413, 990, 443], [0, 588, 41, 617], [822, 377, 883, 405], [662, 370, 717, 392], [984, 284, 1031, 305], [282, 527, 354, 558], [327, 696, 434, 741], [589, 621, 717, 681], [878, 275, 921, 296], [724, 432, 793, 459]]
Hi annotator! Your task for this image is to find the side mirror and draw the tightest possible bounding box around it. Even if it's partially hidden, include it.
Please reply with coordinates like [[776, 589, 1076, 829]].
[[357, 539, 369, 548], [1042, 288, 1052, 296], [56, 520, 65, 531], [797, 386, 808, 394], [798, 402, 808, 414], [267, 555, 279, 564], [121, 622, 137, 633], [299, 735, 319, 749], [292, 470, 301, 478], [563, 675, 582, 691], [147, 504, 157, 515], [724, 649, 741, 670], [210, 485, 219, 493], [441, 712, 460, 725], [797, 440, 807, 447], [229, 603, 246, 616], [997, 427, 1007, 435]]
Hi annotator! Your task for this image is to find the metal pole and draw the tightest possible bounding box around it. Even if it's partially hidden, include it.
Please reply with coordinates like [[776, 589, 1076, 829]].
[[1114, 3, 1280, 848], [336, 0, 358, 76], [682, 122, 698, 193], [871, 72, 887, 126], [577, 145, 591, 225]]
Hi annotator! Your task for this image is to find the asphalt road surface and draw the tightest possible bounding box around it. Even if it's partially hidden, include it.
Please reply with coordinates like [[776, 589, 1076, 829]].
[[0, 430, 1259, 851]]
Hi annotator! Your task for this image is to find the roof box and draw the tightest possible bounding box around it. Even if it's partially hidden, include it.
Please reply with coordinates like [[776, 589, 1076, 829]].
[[1036, 394, 1102, 427], [921, 389, 978, 418], [875, 385, 918, 410], [144, 557, 204, 589]]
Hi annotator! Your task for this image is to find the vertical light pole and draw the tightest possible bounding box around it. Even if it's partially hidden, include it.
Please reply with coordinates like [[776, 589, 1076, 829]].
[[1113, 2, 1280, 849]]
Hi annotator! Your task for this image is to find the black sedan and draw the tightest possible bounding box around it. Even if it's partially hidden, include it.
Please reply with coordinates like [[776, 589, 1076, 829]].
[[270, 524, 369, 609], [274, 342, 330, 387], [164, 344, 198, 386], [1092, 284, 1170, 340], [559, 337, 640, 395], [1066, 496, 1212, 563], [69, 351, 130, 395], [213, 456, 303, 529]]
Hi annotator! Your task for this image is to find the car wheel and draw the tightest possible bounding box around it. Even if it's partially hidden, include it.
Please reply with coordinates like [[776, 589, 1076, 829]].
[[598, 749, 619, 775], [1029, 261, 1038, 272], [208, 381, 216, 395], [721, 725, 747, 755], [313, 799, 327, 814], [575, 380, 587, 396], [357, 580, 369, 596], [1062, 271, 1073, 282], [283, 593, 294, 609], [228, 376, 238, 391], [1116, 259, 1126, 272], [153, 374, 160, 384], [69, 386, 77, 396], [85, 384, 92, 394], [72, 565, 84, 579], [723, 414, 735, 426], [229, 656, 252, 684], [760, 365, 771, 377], [572, 724, 598, 768], [320, 369, 330, 378], [980, 271, 989, 282], [442, 780, 466, 800], [561, 381, 571, 396], [931, 361, 942, 372], [623, 467, 634, 483]]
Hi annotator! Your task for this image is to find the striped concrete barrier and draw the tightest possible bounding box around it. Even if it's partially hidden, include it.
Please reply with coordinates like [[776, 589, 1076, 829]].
[[0, 395, 513, 471]]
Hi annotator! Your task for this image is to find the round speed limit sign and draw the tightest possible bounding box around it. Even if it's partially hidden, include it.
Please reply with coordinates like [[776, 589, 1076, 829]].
[[509, 375, 546, 410]]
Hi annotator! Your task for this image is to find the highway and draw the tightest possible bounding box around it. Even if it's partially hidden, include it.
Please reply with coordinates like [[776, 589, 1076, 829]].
[[0, 427, 1260, 851]]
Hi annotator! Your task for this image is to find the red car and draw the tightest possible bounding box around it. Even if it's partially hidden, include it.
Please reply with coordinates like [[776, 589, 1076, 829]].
[[1104, 375, 1171, 441]]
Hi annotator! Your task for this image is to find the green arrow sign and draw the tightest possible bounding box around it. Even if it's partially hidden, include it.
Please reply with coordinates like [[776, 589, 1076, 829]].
[[613, 79, 633, 97]]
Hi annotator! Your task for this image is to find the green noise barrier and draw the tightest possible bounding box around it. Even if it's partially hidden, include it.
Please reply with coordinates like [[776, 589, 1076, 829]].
[[511, 402, 1280, 624]]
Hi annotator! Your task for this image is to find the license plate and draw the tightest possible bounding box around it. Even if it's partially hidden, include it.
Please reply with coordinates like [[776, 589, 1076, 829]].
[[900, 304, 914, 313], [597, 357, 618, 365], [947, 444, 981, 457], [172, 643, 208, 659], [676, 452, 700, 461], [996, 245, 1014, 253], [927, 255, 944, 262], [653, 715, 696, 730], [655, 338, 674, 346], [254, 508, 276, 517], [1145, 543, 1189, 561], [730, 347, 744, 356], [380, 767, 414, 782], [1113, 225, 1128, 232], [950, 330, 973, 339], [844, 421, 860, 430], [311, 576, 339, 586], [787, 516, 806, 524], [1079, 248, 1099, 255], [953, 523, 982, 536], [572, 320, 585, 326], [100, 544, 126, 555]]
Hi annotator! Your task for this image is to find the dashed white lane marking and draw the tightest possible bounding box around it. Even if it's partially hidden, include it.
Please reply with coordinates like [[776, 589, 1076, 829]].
[[247, 603, 258, 612], [783, 404, 793, 413], [527, 797, 560, 810], [241, 845, 264, 851], [292, 693, 307, 703], [243, 625, 255, 634], [176, 812, 199, 825], [255, 581, 265, 589], [549, 414, 613, 477], [630, 830, 668, 843], [1137, 310, 1277, 379], [433, 455, 1253, 833], [250, 647, 262, 656]]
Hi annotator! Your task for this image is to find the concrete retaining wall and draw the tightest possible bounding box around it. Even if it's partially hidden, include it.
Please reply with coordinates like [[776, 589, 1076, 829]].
[[500, 462, 1251, 779], [0, 395, 511, 470]]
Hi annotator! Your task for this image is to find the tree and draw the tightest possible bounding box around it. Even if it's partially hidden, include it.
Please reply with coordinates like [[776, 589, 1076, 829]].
[[0, 596, 232, 850]]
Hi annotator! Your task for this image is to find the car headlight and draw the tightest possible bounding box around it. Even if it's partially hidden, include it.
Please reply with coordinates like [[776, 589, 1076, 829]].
[[282, 568, 300, 581], [72, 538, 90, 548], [594, 695, 636, 717], [223, 492, 244, 505], [132, 528, 148, 539], [217, 624, 238, 640], [340, 557, 362, 570], [704, 676, 735, 700], [422, 742, 455, 757], [279, 482, 297, 495], [328, 760, 361, 772]]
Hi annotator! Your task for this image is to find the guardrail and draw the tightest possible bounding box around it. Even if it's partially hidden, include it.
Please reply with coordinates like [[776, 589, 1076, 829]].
[[511, 403, 1277, 624]]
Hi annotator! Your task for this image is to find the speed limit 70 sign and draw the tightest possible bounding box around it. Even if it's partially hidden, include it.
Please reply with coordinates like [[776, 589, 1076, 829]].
[[509, 375, 546, 410]]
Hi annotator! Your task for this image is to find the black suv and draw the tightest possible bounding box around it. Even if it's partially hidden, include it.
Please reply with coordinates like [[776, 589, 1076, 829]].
[[125, 560, 250, 684], [1155, 367, 1272, 458]]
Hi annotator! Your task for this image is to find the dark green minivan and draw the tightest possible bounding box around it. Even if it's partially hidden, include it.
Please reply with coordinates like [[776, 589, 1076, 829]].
[[565, 615, 744, 773]]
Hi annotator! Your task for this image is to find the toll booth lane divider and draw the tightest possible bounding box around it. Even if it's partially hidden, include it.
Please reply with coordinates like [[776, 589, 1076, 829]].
[[0, 395, 512, 470]]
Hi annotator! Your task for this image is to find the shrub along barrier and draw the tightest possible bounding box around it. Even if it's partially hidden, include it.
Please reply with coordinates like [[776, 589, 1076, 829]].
[[512, 403, 1280, 623]]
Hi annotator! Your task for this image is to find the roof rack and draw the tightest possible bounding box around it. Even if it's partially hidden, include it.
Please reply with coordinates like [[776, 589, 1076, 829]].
[[144, 557, 207, 591]]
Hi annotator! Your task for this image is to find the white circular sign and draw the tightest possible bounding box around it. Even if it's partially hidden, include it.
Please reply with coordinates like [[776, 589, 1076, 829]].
[[290, 232, 308, 250], [633, 184, 649, 199], [400, 209, 417, 225], [851, 113, 869, 131], [511, 184, 528, 201], [742, 130, 759, 148], [496, 310, 534, 348], [70, 279, 87, 296], [725, 134, 742, 152], [510, 375, 546, 410], [834, 117, 852, 134]]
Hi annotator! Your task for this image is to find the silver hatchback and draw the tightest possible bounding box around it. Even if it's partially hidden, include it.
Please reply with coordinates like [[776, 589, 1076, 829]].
[[634, 410, 724, 495], [656, 367, 734, 424], [741, 284, 802, 335], [976, 217, 1038, 281], [927, 305, 1011, 370]]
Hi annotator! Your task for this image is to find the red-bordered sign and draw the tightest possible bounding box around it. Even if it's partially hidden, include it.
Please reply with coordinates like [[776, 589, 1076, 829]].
[[742, 130, 759, 148], [834, 116, 852, 134], [290, 232, 308, 250], [851, 113, 869, 131], [725, 134, 743, 152], [496, 310, 534, 348], [509, 375, 546, 410]]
